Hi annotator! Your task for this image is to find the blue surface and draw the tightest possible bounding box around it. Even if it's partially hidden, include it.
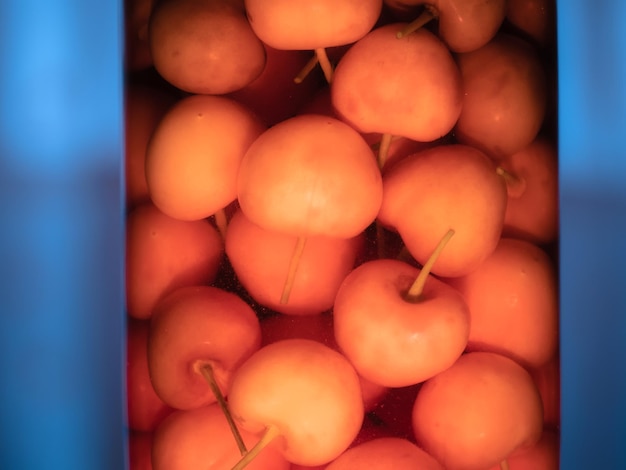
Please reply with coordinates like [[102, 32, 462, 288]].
[[558, 1, 626, 468], [0, 2, 126, 469], [0, 1, 625, 469]]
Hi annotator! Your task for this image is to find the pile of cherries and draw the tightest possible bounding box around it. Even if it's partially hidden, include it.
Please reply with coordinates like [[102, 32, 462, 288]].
[[124, 0, 559, 469]]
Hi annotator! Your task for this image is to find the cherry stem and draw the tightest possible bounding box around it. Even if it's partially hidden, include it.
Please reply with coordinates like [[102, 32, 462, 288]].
[[214, 208, 228, 241], [198, 362, 248, 455], [500, 459, 510, 470], [294, 54, 319, 84], [377, 133, 393, 170], [315, 48, 334, 84], [396, 7, 437, 38], [404, 228, 455, 302], [231, 424, 281, 470], [280, 236, 307, 304], [496, 166, 526, 198]]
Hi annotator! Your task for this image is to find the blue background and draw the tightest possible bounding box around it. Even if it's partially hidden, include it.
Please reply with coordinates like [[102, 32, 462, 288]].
[[0, 1, 625, 468]]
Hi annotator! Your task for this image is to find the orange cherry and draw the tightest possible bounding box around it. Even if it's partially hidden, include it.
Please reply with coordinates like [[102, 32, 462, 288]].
[[126, 318, 174, 432], [126, 203, 223, 320], [487, 429, 559, 470], [237, 114, 383, 239], [333, 257, 470, 387], [529, 355, 561, 430], [243, 0, 382, 51], [148, 285, 261, 411], [378, 144, 507, 277], [149, 0, 266, 94], [228, 339, 364, 467], [225, 208, 364, 315], [325, 437, 444, 470], [454, 33, 548, 160], [331, 23, 463, 143], [151, 403, 290, 470], [506, 0, 557, 49], [498, 137, 559, 245], [145, 94, 266, 222], [445, 237, 559, 369], [412, 351, 544, 470]]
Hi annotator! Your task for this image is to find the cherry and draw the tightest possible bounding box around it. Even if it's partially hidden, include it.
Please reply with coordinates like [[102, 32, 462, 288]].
[[126, 318, 174, 432], [333, 231, 470, 387], [125, 203, 223, 320], [243, 0, 383, 82], [149, 0, 266, 94], [148, 285, 261, 411], [445, 237, 559, 369], [237, 114, 382, 239], [228, 339, 364, 468], [454, 33, 548, 160], [378, 144, 507, 278], [413, 351, 544, 470], [151, 403, 290, 470], [497, 137, 559, 245], [145, 94, 266, 225], [326, 437, 445, 469], [331, 23, 462, 143]]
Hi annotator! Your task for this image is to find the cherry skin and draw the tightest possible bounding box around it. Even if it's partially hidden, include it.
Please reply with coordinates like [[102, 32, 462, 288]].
[[149, 0, 266, 94], [227, 339, 364, 467], [148, 285, 261, 411], [454, 33, 548, 160], [333, 258, 470, 387], [506, 0, 557, 49], [331, 23, 463, 142], [126, 318, 174, 432], [487, 429, 559, 470], [445, 237, 559, 369], [412, 351, 544, 470], [151, 403, 290, 470], [529, 355, 561, 430], [237, 114, 383, 238], [126, 203, 223, 320], [378, 144, 507, 278], [243, 0, 383, 50], [326, 437, 444, 470], [498, 136, 559, 245], [145, 94, 266, 222], [225, 208, 364, 315]]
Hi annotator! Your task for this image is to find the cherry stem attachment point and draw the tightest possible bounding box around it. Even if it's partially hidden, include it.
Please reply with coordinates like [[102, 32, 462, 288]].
[[397, 7, 437, 38], [315, 48, 334, 84], [280, 236, 307, 305], [198, 362, 247, 455], [496, 166, 526, 198], [404, 228, 455, 302], [231, 424, 281, 470]]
